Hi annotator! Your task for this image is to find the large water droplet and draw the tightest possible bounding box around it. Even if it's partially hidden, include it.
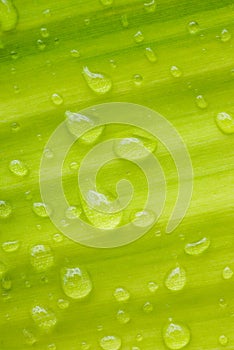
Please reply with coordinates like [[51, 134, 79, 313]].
[[222, 266, 233, 280], [0, 0, 18, 32], [184, 237, 210, 255], [163, 322, 190, 349], [30, 244, 54, 272], [100, 335, 122, 350], [61, 266, 93, 300], [82, 66, 112, 95], [0, 200, 12, 219], [32, 202, 51, 217], [165, 267, 186, 291], [31, 305, 57, 333], [215, 112, 234, 134], [114, 287, 130, 302], [9, 159, 29, 177], [114, 136, 157, 160], [2, 240, 20, 253]]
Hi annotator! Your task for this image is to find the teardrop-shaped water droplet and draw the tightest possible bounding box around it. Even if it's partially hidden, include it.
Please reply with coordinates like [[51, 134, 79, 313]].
[[100, 335, 122, 350], [184, 237, 210, 255], [163, 322, 190, 349], [9, 159, 29, 177], [0, 200, 12, 219], [145, 47, 157, 62], [61, 266, 93, 300], [165, 267, 186, 291], [31, 305, 57, 333], [215, 112, 234, 134], [82, 66, 112, 95], [30, 244, 54, 272]]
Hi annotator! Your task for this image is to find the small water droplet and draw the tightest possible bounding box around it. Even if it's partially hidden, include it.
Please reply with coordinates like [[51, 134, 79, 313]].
[[47, 344, 56, 350], [114, 287, 130, 302], [70, 49, 80, 57], [133, 74, 143, 86], [30, 244, 54, 272], [81, 341, 91, 350], [65, 205, 82, 220], [148, 281, 159, 293], [61, 266, 93, 300], [163, 322, 190, 349], [0, 200, 12, 219], [142, 301, 153, 313], [31, 305, 57, 333], [165, 266, 186, 291], [134, 31, 144, 43], [51, 93, 63, 105], [114, 136, 157, 160], [2, 240, 20, 253], [1, 274, 12, 290], [82, 66, 112, 95], [170, 66, 182, 78], [195, 95, 207, 109], [0, 0, 18, 31], [44, 148, 54, 159], [219, 335, 228, 346], [69, 161, 79, 170], [219, 298, 227, 308], [131, 210, 156, 228], [100, 335, 122, 350], [110, 59, 117, 68], [53, 233, 64, 243], [22, 328, 37, 345], [32, 202, 51, 217], [40, 27, 49, 38], [187, 21, 199, 34], [37, 39, 46, 51], [100, 0, 113, 6], [215, 112, 234, 134], [184, 237, 210, 255], [136, 334, 143, 342], [57, 298, 70, 309], [144, 0, 156, 13], [220, 29, 231, 42], [9, 159, 28, 177], [222, 266, 233, 280], [145, 47, 157, 62], [10, 122, 20, 133], [121, 14, 129, 28], [116, 309, 130, 324]]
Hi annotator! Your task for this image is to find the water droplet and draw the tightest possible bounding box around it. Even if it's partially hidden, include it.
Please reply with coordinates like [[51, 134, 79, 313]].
[[0, 200, 12, 219], [145, 47, 157, 62], [136, 334, 143, 342], [134, 31, 144, 43], [133, 74, 143, 86], [69, 161, 79, 170], [222, 266, 233, 280], [100, 335, 122, 350], [40, 27, 49, 38], [43, 8, 51, 17], [22, 329, 37, 346], [51, 93, 63, 106], [57, 298, 70, 309], [121, 14, 129, 28], [37, 39, 46, 51], [184, 237, 210, 255], [144, 0, 156, 13], [44, 148, 54, 159], [215, 112, 234, 134], [0, 0, 18, 31], [100, 0, 113, 6], [61, 266, 93, 300], [10, 122, 20, 133], [30, 244, 54, 272], [116, 309, 130, 324], [9, 159, 28, 177], [131, 210, 155, 228], [187, 21, 199, 34], [170, 66, 182, 78], [31, 305, 57, 333], [219, 298, 227, 308], [110, 59, 117, 68], [220, 29, 231, 42], [47, 344, 56, 350], [219, 335, 228, 346], [65, 205, 82, 220], [2, 240, 20, 253], [53, 233, 64, 243], [32, 202, 51, 217], [114, 136, 157, 160], [81, 342, 91, 350], [114, 287, 130, 302], [142, 301, 153, 313], [165, 267, 186, 291], [82, 66, 112, 95], [195, 95, 207, 109], [163, 322, 190, 349], [70, 49, 80, 57], [148, 281, 159, 293], [1, 275, 12, 290]]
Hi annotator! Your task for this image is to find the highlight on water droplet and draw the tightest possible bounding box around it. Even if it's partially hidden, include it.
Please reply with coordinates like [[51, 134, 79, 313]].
[[184, 237, 210, 256], [51, 93, 63, 106], [219, 335, 228, 346], [61, 266, 93, 300], [116, 309, 130, 324], [99, 335, 122, 350], [165, 266, 186, 291], [9, 159, 29, 177], [220, 29, 231, 42], [30, 244, 54, 272], [2, 240, 20, 253], [145, 47, 157, 62], [187, 21, 199, 34], [32, 202, 51, 217], [0, 200, 12, 219], [163, 321, 191, 349], [134, 31, 144, 43], [144, 0, 156, 13], [222, 266, 233, 280], [215, 112, 234, 134], [82, 66, 112, 95], [114, 136, 157, 160], [170, 66, 182, 78], [131, 210, 156, 228], [195, 95, 207, 109], [31, 305, 57, 333], [114, 287, 130, 302], [0, 0, 18, 32]]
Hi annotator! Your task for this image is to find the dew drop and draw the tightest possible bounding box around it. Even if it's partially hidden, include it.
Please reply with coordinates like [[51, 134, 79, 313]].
[[145, 47, 157, 62], [114, 136, 157, 160], [222, 266, 233, 280], [53, 233, 64, 243], [57, 298, 70, 309], [47, 344, 56, 350], [220, 29, 231, 42], [142, 301, 153, 313], [2, 240, 20, 253], [144, 0, 156, 13], [82, 66, 112, 95], [215, 112, 234, 134], [165, 266, 186, 291], [170, 66, 182, 78], [133, 74, 143, 86], [10, 122, 20, 133], [9, 159, 28, 177], [44, 148, 54, 159], [187, 21, 199, 34], [184, 237, 210, 255], [134, 31, 144, 43], [69, 161, 79, 170], [30, 244, 54, 272], [51, 93, 63, 106], [40, 27, 49, 38], [32, 202, 51, 217], [148, 281, 159, 293], [65, 205, 82, 220], [100, 335, 122, 350], [0, 200, 12, 219], [1, 274, 12, 290], [136, 334, 143, 342], [100, 0, 113, 6], [195, 95, 207, 109], [219, 335, 228, 346], [116, 309, 130, 324], [114, 287, 130, 302], [121, 14, 129, 28], [31, 305, 57, 333], [61, 266, 93, 300], [131, 210, 156, 228], [70, 49, 80, 57], [37, 39, 46, 51], [81, 342, 91, 350], [22, 329, 37, 346], [0, 0, 18, 32], [163, 322, 190, 349], [43, 8, 51, 17]]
